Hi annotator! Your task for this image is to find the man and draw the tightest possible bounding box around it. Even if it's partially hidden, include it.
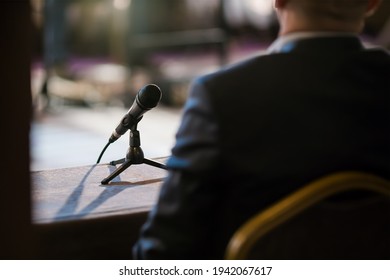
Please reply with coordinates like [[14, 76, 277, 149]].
[[133, 0, 389, 259]]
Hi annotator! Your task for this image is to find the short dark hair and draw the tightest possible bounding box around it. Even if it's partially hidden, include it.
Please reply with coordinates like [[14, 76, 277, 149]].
[[293, 0, 370, 22]]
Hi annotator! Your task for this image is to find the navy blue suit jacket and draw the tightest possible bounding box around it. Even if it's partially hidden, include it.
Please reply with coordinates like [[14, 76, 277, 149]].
[[133, 36, 390, 259]]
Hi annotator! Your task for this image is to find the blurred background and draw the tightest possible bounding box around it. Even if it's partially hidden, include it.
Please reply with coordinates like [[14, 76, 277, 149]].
[[30, 0, 390, 171]]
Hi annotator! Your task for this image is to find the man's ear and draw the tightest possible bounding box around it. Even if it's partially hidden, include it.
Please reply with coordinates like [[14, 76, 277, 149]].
[[274, 0, 289, 9], [364, 0, 381, 17]]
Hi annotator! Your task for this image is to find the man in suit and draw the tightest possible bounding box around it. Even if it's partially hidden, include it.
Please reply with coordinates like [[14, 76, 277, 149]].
[[133, 0, 389, 259]]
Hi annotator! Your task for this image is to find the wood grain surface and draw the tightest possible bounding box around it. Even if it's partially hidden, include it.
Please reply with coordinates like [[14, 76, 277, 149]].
[[32, 160, 167, 224]]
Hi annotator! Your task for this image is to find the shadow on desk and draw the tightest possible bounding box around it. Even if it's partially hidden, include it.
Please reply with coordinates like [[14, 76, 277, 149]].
[[31, 162, 167, 259]]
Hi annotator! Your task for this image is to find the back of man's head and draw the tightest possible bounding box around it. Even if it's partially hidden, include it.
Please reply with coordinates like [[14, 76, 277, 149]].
[[293, 0, 374, 22], [276, 0, 381, 33]]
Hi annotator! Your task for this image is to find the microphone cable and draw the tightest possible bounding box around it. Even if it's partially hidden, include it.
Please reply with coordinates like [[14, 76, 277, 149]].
[[96, 142, 110, 164]]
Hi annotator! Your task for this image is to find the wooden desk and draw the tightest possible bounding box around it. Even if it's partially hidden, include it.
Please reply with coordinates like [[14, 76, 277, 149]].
[[31, 160, 167, 259]]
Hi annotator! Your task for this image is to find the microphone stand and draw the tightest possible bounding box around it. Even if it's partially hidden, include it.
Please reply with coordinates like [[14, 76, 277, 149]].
[[101, 122, 167, 185]]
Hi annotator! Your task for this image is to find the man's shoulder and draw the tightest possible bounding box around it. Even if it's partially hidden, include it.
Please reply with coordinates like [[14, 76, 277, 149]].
[[197, 52, 289, 85]]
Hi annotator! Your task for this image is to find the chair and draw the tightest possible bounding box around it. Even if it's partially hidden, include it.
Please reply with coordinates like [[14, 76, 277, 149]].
[[225, 171, 390, 259]]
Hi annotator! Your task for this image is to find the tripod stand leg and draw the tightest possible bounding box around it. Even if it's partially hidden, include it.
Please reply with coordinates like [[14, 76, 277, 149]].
[[101, 160, 132, 184], [143, 158, 168, 170], [110, 158, 126, 165]]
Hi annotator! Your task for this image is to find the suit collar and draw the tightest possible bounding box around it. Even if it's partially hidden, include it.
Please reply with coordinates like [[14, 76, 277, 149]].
[[268, 32, 363, 54]]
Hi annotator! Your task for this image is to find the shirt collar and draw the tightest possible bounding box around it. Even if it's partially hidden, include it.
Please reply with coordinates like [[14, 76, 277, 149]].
[[267, 32, 359, 54]]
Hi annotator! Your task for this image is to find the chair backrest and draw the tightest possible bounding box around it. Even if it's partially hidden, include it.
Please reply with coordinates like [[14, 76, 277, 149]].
[[225, 171, 390, 260]]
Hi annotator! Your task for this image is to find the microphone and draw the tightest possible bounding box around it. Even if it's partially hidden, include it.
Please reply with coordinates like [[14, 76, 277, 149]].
[[109, 84, 162, 143]]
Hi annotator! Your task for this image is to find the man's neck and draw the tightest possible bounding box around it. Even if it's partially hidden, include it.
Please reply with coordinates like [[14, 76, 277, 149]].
[[278, 11, 363, 36]]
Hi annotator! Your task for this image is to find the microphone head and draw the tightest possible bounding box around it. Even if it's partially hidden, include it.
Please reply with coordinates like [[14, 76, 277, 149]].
[[136, 84, 162, 110]]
